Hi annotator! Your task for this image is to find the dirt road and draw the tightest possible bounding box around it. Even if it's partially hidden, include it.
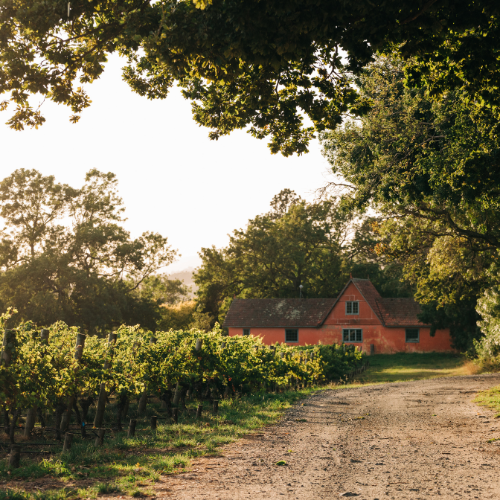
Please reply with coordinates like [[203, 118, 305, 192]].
[[155, 374, 500, 499]]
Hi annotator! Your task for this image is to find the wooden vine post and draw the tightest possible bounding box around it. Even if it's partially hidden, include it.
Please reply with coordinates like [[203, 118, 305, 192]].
[[195, 338, 203, 352], [2, 329, 20, 444], [195, 338, 203, 401], [9, 444, 20, 469], [138, 336, 156, 414], [63, 432, 73, 452], [95, 428, 106, 446], [127, 419, 137, 438], [93, 332, 117, 429], [172, 382, 182, 406], [1, 329, 14, 366], [60, 333, 86, 433], [24, 329, 50, 438], [40, 329, 49, 343]]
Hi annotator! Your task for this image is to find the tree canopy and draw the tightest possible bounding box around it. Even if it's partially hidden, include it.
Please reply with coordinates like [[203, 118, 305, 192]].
[[0, 168, 179, 332], [1, 0, 499, 155]]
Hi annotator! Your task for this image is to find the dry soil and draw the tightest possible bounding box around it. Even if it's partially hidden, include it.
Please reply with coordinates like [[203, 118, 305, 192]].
[[155, 374, 500, 499]]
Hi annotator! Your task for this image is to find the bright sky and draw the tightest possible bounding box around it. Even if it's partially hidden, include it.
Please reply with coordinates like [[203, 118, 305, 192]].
[[0, 55, 332, 273]]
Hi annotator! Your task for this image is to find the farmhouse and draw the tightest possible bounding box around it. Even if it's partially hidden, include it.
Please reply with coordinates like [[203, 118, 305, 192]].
[[223, 278, 453, 354]]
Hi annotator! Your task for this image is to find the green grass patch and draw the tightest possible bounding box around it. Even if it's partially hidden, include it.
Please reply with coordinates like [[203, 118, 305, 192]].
[[354, 352, 470, 385], [473, 385, 500, 417], [0, 389, 314, 499], [0, 489, 73, 500]]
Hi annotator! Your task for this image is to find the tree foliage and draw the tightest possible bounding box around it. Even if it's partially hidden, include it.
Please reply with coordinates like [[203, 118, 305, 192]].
[[476, 278, 500, 362], [473, 262, 500, 361], [0, 168, 177, 332], [1, 1, 499, 154], [157, 300, 197, 332]]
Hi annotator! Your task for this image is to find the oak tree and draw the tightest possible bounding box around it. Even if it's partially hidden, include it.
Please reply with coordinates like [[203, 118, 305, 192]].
[[0, 168, 177, 332]]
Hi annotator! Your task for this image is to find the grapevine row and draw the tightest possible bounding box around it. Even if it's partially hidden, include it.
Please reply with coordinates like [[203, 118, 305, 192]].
[[0, 319, 365, 445]]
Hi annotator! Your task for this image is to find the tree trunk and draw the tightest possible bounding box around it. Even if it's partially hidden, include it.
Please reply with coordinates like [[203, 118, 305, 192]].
[[95, 428, 106, 446], [161, 389, 172, 414], [9, 445, 20, 468], [94, 384, 108, 428], [60, 408, 72, 434], [180, 386, 188, 409]]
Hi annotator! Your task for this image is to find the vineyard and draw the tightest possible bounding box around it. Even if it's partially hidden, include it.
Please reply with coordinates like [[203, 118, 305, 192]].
[[0, 313, 365, 496]]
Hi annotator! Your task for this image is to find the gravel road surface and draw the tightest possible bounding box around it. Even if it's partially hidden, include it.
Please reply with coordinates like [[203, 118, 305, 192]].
[[155, 374, 500, 499]]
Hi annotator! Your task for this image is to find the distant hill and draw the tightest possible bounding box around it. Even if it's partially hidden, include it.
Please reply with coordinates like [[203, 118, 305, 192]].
[[168, 267, 197, 297]]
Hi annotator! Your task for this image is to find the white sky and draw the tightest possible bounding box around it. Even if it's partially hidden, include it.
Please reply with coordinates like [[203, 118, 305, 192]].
[[0, 55, 332, 273]]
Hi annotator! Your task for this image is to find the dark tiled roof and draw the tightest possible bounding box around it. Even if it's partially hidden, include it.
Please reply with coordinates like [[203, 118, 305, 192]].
[[224, 279, 429, 329], [223, 298, 337, 328], [350, 278, 428, 327], [376, 298, 428, 327], [351, 279, 382, 306]]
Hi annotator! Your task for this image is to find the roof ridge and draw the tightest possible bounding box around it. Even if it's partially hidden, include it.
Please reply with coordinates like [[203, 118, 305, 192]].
[[380, 297, 416, 300], [351, 280, 385, 326]]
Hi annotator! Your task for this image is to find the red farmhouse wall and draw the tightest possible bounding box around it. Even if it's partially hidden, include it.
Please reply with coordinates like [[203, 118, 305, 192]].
[[228, 283, 453, 354]]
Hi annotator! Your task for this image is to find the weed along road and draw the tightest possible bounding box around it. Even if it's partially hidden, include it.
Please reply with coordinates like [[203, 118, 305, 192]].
[[154, 374, 500, 499]]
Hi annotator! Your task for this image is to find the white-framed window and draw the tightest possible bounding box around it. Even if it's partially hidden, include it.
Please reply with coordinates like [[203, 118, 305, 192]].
[[406, 328, 419, 343], [243, 328, 250, 336], [343, 329, 363, 343], [345, 301, 359, 315], [285, 329, 298, 342]]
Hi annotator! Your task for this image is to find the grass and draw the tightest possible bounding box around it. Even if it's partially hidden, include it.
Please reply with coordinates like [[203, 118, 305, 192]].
[[352, 352, 473, 385], [473, 385, 500, 418], [0, 389, 316, 499]]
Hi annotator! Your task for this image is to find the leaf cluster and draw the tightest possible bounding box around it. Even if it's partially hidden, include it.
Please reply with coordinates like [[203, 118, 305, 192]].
[[2, 1, 499, 154]]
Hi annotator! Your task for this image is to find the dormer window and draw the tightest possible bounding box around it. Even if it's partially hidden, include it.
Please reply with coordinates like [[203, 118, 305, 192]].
[[345, 301, 359, 315]]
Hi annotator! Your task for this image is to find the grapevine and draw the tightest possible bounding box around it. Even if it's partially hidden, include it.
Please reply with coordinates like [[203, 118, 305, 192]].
[[0, 318, 365, 444]]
